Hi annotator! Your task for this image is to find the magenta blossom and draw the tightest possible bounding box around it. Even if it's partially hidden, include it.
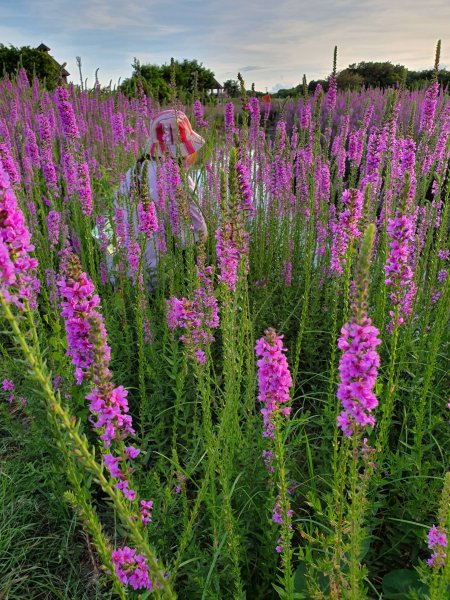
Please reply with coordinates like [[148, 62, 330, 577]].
[[167, 264, 219, 363], [255, 328, 293, 440], [384, 210, 416, 331], [0, 163, 40, 309], [111, 547, 154, 591], [427, 524, 447, 568], [336, 318, 381, 436]]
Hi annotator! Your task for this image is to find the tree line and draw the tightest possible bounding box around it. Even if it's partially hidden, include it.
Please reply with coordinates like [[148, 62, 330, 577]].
[[275, 61, 450, 98], [1, 44, 448, 98]]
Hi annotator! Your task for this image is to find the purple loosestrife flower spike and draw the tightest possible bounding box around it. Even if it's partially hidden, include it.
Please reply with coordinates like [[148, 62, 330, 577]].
[[47, 210, 61, 250], [420, 81, 440, 135], [384, 196, 416, 332], [255, 328, 293, 440], [166, 263, 219, 363], [235, 160, 254, 216], [111, 547, 154, 591], [331, 188, 364, 275], [336, 224, 382, 436], [0, 164, 39, 309], [193, 99, 208, 128], [57, 253, 143, 503], [55, 87, 80, 141], [427, 525, 448, 568], [77, 162, 93, 216], [138, 201, 159, 239], [215, 224, 243, 292], [0, 143, 20, 186]]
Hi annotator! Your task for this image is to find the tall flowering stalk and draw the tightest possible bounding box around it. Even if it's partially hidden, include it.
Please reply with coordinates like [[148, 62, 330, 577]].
[[420, 81, 439, 136], [336, 236, 381, 437], [255, 327, 294, 596], [424, 472, 450, 599], [384, 205, 416, 332], [55, 87, 80, 142], [56, 252, 165, 592], [0, 163, 40, 309], [255, 328, 292, 440], [326, 46, 338, 121], [193, 98, 208, 128], [47, 210, 61, 250], [215, 148, 251, 293], [331, 188, 364, 275], [0, 293, 173, 595], [57, 254, 140, 495], [330, 224, 381, 598], [167, 263, 219, 364]]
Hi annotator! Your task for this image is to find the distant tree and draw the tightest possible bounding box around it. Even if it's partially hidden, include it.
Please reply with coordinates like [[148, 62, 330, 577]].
[[308, 79, 328, 94], [345, 61, 407, 88], [0, 44, 61, 89], [223, 79, 240, 97], [160, 59, 215, 99], [120, 58, 216, 102], [336, 70, 364, 91], [406, 68, 450, 90], [120, 59, 171, 101]]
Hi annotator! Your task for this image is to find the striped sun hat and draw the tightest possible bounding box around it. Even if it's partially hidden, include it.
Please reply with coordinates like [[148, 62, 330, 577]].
[[147, 109, 205, 158]]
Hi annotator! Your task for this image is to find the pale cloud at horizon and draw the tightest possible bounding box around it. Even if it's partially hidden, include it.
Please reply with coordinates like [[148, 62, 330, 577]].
[[1, 0, 449, 92]]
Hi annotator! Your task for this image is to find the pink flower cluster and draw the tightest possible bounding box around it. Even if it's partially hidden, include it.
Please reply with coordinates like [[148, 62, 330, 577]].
[[420, 81, 439, 135], [215, 195, 250, 295], [331, 189, 364, 275], [2, 378, 15, 403], [0, 163, 40, 309], [336, 318, 381, 436], [77, 162, 93, 216], [138, 201, 159, 239], [167, 265, 219, 364], [0, 143, 20, 186], [427, 524, 447, 568], [58, 253, 142, 502], [140, 499, 153, 524], [225, 102, 235, 134], [273, 496, 294, 553], [112, 113, 125, 146], [47, 210, 60, 249], [255, 328, 293, 440], [215, 224, 241, 292], [1, 378, 26, 407], [327, 74, 338, 112], [236, 160, 255, 216], [193, 99, 208, 128], [384, 211, 416, 331], [112, 546, 154, 591], [55, 87, 80, 141], [57, 264, 101, 384]]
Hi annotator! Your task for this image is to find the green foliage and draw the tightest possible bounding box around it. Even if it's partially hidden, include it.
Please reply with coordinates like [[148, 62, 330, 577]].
[[223, 79, 240, 97], [382, 570, 428, 599], [0, 406, 113, 599], [1, 72, 450, 599], [343, 61, 407, 88], [277, 60, 450, 97], [0, 44, 62, 89], [120, 57, 216, 102]]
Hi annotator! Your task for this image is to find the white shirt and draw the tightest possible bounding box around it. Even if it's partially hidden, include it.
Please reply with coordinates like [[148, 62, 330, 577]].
[[103, 159, 207, 281]]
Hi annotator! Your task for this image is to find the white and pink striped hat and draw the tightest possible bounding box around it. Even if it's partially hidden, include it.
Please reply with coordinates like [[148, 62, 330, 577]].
[[147, 109, 205, 158]]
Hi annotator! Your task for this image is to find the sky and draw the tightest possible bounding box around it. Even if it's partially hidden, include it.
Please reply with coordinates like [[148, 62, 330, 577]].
[[1, 0, 449, 92]]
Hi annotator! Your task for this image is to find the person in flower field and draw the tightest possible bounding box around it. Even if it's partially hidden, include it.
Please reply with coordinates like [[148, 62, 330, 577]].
[[104, 109, 208, 283]]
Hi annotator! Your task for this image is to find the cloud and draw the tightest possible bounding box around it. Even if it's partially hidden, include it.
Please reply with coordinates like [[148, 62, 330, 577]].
[[3, 0, 450, 90], [239, 66, 264, 73], [270, 82, 295, 93]]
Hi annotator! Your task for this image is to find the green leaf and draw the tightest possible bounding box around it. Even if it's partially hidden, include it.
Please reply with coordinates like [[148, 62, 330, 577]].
[[382, 569, 428, 599], [294, 562, 329, 596]]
